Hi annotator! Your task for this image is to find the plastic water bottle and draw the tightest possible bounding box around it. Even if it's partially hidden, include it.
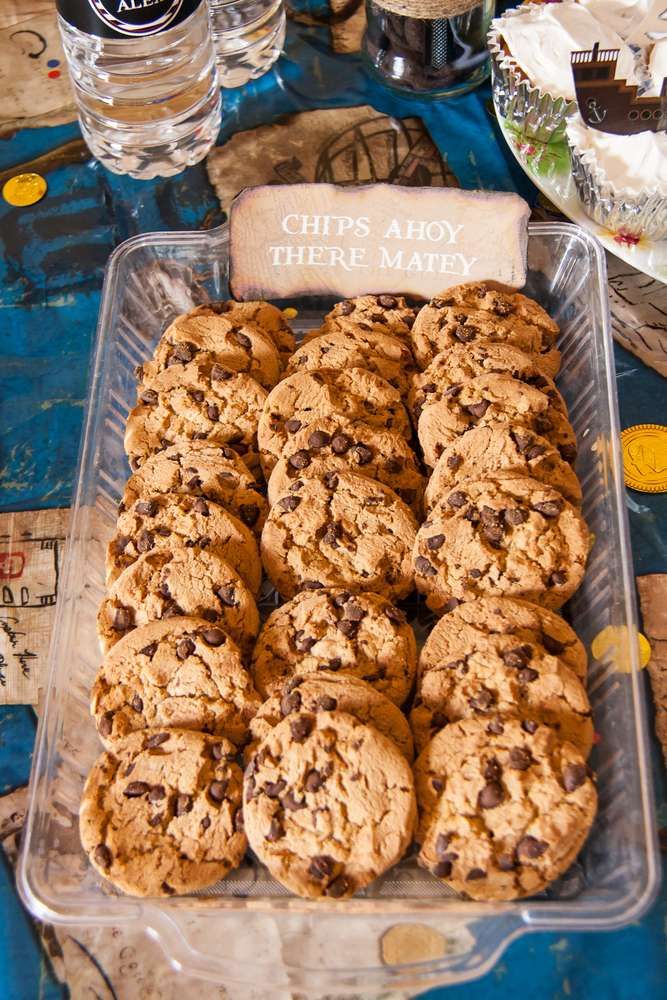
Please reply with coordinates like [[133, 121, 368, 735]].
[[56, 1, 221, 180], [207, 0, 286, 88]]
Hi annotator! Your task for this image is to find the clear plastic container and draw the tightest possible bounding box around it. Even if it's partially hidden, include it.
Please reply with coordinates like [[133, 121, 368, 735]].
[[18, 222, 659, 995], [208, 0, 286, 88]]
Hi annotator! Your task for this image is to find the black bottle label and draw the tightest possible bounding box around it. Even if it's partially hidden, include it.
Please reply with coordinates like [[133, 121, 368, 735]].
[[57, 0, 204, 39]]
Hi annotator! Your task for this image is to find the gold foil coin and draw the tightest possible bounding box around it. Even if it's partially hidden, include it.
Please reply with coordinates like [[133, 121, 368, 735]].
[[2, 172, 48, 207], [591, 625, 651, 673], [621, 423, 667, 493]]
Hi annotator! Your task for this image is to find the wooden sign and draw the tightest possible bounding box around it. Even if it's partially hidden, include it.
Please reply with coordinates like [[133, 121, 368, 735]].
[[229, 183, 530, 301]]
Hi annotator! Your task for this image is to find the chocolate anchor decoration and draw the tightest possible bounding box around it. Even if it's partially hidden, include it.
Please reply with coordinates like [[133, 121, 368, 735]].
[[571, 42, 666, 135]]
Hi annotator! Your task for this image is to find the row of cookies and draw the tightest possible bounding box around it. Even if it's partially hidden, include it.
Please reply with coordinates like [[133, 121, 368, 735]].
[[83, 301, 295, 896]]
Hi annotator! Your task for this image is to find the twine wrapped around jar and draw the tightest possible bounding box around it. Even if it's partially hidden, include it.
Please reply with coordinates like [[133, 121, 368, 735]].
[[371, 0, 482, 18]]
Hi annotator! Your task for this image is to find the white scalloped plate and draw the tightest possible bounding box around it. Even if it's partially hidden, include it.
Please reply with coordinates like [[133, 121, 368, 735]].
[[496, 113, 667, 284]]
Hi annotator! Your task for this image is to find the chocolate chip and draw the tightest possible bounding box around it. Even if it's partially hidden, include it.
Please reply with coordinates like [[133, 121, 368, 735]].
[[325, 875, 349, 898], [279, 495, 301, 512], [453, 325, 476, 343], [175, 794, 193, 815], [433, 861, 453, 877], [146, 732, 170, 748], [483, 757, 502, 781], [189, 389, 205, 403], [124, 781, 150, 797], [542, 633, 565, 655], [321, 521, 342, 546], [134, 498, 157, 517], [323, 471, 339, 490], [201, 627, 225, 647], [301, 580, 324, 591], [352, 444, 373, 465], [331, 433, 352, 454], [211, 364, 232, 381], [305, 769, 324, 792], [469, 568, 482, 579], [135, 529, 154, 553], [294, 630, 316, 653], [487, 720, 504, 735], [415, 556, 437, 576], [286, 449, 310, 471], [533, 500, 563, 518], [285, 418, 302, 433], [442, 598, 460, 613], [522, 720, 538, 734], [308, 430, 330, 449], [431, 778, 444, 792], [176, 637, 195, 659], [281, 690, 302, 715], [234, 808, 245, 831], [239, 503, 259, 527], [130, 694, 143, 713], [185, 475, 202, 492], [509, 748, 533, 771], [517, 835, 548, 860], [525, 445, 546, 460], [209, 780, 229, 803], [308, 855, 335, 879], [210, 742, 228, 761], [497, 853, 516, 871], [158, 580, 171, 598], [560, 444, 577, 463], [385, 605, 406, 624], [266, 817, 284, 842], [426, 534, 445, 550], [192, 498, 210, 516], [435, 833, 452, 857], [290, 715, 314, 742], [378, 294, 397, 308], [112, 607, 133, 632], [282, 790, 305, 811], [563, 763, 587, 792], [549, 571, 567, 586], [328, 657, 342, 669], [518, 666, 539, 683], [336, 619, 358, 638], [99, 711, 113, 737], [94, 844, 112, 868], [446, 453, 462, 470], [504, 507, 528, 526], [339, 300, 355, 315], [465, 400, 490, 420], [216, 586, 238, 607], [140, 387, 158, 406], [201, 816, 211, 831], [469, 687, 494, 712], [466, 868, 486, 880], [448, 491, 468, 510], [385, 457, 403, 473], [502, 646, 532, 669], [140, 641, 157, 658], [317, 695, 337, 711], [264, 779, 287, 799], [148, 785, 166, 803], [232, 330, 252, 349]]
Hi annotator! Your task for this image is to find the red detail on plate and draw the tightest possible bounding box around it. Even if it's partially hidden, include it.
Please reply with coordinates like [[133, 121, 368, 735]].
[[48, 70, 61, 79], [614, 231, 641, 247], [0, 552, 25, 580]]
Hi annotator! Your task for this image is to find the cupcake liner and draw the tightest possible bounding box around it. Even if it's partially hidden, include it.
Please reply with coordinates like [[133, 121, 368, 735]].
[[488, 16, 576, 144], [567, 135, 667, 241]]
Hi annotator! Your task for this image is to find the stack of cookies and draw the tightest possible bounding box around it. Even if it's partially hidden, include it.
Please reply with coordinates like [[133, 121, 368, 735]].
[[80, 283, 598, 905]]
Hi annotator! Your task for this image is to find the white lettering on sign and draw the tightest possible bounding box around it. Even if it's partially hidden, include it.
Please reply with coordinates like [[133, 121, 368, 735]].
[[229, 183, 530, 299]]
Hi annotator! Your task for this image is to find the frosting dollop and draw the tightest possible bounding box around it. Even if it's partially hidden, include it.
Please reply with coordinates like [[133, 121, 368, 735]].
[[567, 117, 667, 197]]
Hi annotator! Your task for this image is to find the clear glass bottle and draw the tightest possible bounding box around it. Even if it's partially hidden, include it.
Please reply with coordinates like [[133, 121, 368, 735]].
[[207, 0, 286, 88], [56, 1, 221, 180], [364, 0, 496, 98]]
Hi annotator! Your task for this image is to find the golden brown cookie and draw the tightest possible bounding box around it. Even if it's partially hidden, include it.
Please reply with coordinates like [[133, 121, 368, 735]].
[[257, 368, 410, 476], [208, 299, 296, 365], [120, 441, 268, 538], [137, 304, 282, 390], [261, 471, 418, 601], [243, 710, 416, 899], [80, 729, 246, 897], [97, 545, 259, 658], [414, 718, 597, 900], [267, 416, 425, 516], [250, 588, 417, 706], [91, 617, 261, 750], [413, 477, 591, 613], [310, 294, 417, 345], [124, 360, 267, 475], [106, 492, 262, 594], [287, 328, 416, 396], [410, 282, 560, 374], [247, 673, 414, 762], [408, 342, 566, 423], [416, 373, 577, 469], [424, 425, 582, 509]]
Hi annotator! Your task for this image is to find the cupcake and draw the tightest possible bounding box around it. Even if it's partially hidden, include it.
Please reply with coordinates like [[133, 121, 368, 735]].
[[488, 1, 640, 142], [566, 117, 667, 240]]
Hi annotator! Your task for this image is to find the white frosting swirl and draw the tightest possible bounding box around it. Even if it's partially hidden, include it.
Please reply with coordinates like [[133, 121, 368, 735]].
[[497, 2, 640, 101], [648, 37, 667, 94], [567, 117, 667, 196], [575, 0, 651, 41]]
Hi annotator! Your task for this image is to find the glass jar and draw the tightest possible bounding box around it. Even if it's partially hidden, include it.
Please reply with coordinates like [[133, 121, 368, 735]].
[[363, 0, 496, 98]]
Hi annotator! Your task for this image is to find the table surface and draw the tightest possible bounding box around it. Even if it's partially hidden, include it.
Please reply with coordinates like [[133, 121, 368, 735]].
[[1, 14, 666, 1000]]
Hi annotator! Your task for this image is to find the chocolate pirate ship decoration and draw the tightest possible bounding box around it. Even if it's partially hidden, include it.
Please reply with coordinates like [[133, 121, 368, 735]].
[[571, 42, 666, 134]]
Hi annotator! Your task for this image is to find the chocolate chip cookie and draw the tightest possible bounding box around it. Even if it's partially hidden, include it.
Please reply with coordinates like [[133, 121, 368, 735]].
[[106, 492, 262, 594], [137, 305, 282, 390], [416, 373, 577, 469], [124, 360, 267, 475], [206, 299, 296, 366], [97, 545, 259, 658], [80, 729, 246, 897], [267, 416, 425, 517], [419, 596, 587, 682], [261, 471, 418, 601], [247, 673, 414, 763], [413, 477, 591, 613], [243, 710, 416, 899], [408, 342, 566, 423], [250, 588, 417, 706], [410, 283, 560, 374], [120, 441, 268, 537], [413, 717, 597, 900], [311, 294, 417, 345], [287, 329, 416, 396], [257, 368, 410, 477], [91, 617, 261, 751], [411, 645, 593, 756], [424, 426, 582, 510]]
